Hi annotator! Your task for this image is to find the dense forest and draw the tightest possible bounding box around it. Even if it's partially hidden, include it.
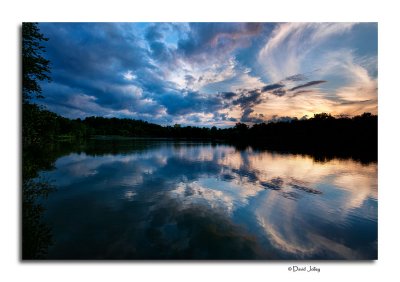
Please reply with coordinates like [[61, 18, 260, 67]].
[[24, 103, 378, 163], [24, 103, 377, 153]]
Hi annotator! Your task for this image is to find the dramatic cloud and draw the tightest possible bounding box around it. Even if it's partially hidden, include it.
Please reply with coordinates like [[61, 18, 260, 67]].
[[177, 23, 263, 63], [36, 22, 377, 126], [258, 23, 356, 81], [289, 80, 327, 91], [262, 83, 284, 92]]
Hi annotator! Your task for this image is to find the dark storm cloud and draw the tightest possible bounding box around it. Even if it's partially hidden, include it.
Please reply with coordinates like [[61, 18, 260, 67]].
[[34, 23, 377, 124], [220, 92, 237, 100], [38, 23, 365, 126], [148, 41, 174, 62], [177, 23, 263, 62], [284, 73, 308, 82], [255, 79, 327, 98], [213, 77, 328, 123], [38, 23, 267, 122], [40, 23, 231, 121], [271, 89, 286, 97], [289, 80, 327, 91], [240, 108, 265, 123], [232, 90, 262, 109], [223, 77, 327, 123], [261, 83, 284, 92], [38, 23, 159, 115], [268, 115, 297, 123], [145, 24, 177, 64], [41, 23, 151, 79], [158, 91, 224, 116], [145, 24, 164, 42], [231, 89, 265, 123], [37, 82, 166, 122], [212, 112, 235, 122], [36, 83, 110, 118]]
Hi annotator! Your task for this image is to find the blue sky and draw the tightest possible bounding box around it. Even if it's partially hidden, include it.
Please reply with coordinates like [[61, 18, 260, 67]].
[[37, 22, 377, 126]]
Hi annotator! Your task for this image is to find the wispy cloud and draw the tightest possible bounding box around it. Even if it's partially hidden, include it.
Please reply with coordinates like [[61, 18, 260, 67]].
[[258, 23, 357, 81], [289, 80, 327, 91], [37, 22, 377, 125]]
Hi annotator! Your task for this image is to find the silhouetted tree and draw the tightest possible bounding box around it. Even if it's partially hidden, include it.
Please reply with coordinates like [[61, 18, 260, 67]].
[[234, 123, 249, 131], [22, 22, 51, 104], [313, 112, 334, 120], [22, 23, 56, 145], [22, 23, 57, 259]]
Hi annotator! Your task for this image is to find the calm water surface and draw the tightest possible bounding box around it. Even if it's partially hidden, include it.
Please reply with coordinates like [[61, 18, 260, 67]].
[[34, 140, 377, 259]]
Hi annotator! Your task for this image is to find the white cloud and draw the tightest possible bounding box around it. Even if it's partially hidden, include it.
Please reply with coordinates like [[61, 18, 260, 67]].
[[254, 23, 378, 118], [259, 23, 357, 82], [123, 70, 136, 81]]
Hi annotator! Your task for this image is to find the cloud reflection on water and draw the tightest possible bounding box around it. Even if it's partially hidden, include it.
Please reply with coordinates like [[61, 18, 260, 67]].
[[41, 142, 377, 259]]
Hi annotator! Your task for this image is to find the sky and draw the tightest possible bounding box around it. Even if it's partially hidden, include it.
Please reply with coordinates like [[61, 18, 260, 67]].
[[37, 22, 378, 127]]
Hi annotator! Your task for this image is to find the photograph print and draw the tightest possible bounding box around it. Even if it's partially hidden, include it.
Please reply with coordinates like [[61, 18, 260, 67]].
[[22, 22, 377, 260]]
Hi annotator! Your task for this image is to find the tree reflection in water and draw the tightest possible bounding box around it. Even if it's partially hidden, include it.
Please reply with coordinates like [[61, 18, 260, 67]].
[[22, 179, 55, 259], [22, 140, 377, 259]]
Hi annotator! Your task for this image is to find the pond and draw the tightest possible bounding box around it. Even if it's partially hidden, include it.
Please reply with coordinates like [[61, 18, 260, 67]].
[[25, 140, 377, 259]]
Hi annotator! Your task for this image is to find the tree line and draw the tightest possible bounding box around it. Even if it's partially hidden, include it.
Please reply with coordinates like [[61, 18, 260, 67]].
[[22, 22, 377, 155], [24, 105, 377, 150]]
